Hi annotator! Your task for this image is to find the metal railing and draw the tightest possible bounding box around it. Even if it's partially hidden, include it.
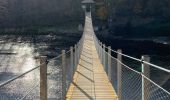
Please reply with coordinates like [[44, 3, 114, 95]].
[[0, 20, 85, 100], [0, 53, 62, 100], [88, 11, 170, 100]]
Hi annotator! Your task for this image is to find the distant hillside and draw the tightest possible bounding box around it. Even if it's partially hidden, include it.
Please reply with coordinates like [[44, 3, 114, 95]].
[[0, 0, 170, 37], [0, 0, 84, 28], [102, 0, 170, 37]]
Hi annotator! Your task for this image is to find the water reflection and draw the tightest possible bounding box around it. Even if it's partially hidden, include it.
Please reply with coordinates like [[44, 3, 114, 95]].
[[0, 34, 79, 99], [0, 37, 40, 99]]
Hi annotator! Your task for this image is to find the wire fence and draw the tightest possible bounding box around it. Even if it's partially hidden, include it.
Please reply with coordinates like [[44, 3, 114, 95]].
[[0, 67, 40, 100], [43, 26, 84, 100], [47, 55, 62, 100], [94, 35, 170, 100], [0, 20, 84, 99], [91, 11, 170, 99]]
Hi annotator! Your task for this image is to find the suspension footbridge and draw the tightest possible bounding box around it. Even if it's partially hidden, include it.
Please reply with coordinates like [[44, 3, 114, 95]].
[[0, 2, 170, 100], [66, 13, 118, 100]]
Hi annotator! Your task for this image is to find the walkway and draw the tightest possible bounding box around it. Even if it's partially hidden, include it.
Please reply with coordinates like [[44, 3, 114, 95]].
[[66, 13, 118, 100]]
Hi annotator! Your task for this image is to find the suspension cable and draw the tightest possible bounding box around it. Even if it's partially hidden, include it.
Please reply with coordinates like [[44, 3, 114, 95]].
[[115, 55, 170, 95], [105, 46, 170, 73], [0, 65, 40, 87], [90, 14, 170, 99]]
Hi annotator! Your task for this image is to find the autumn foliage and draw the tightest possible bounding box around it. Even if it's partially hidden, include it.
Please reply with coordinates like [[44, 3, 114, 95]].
[[96, 6, 108, 20]]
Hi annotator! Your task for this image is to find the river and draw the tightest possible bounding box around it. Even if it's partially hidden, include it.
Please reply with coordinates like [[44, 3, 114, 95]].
[[0, 34, 80, 99], [0, 33, 169, 99]]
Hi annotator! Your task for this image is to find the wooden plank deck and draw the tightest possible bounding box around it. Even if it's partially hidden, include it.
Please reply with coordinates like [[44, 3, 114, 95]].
[[66, 14, 118, 100]]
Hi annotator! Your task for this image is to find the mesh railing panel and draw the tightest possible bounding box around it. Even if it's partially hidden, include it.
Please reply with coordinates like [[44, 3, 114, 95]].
[[19, 82, 40, 100], [104, 50, 108, 74], [120, 63, 142, 100], [47, 57, 62, 100], [65, 51, 72, 91], [149, 66, 170, 90], [111, 56, 118, 93], [0, 68, 40, 100], [92, 22, 170, 100], [143, 76, 170, 100]]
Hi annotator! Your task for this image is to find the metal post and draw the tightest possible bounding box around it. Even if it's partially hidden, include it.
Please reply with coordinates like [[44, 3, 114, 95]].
[[77, 43, 79, 64], [103, 44, 106, 70], [78, 42, 81, 60], [99, 42, 102, 61], [97, 40, 100, 54], [62, 50, 66, 100], [112, 54, 117, 85], [101, 44, 103, 64], [40, 56, 47, 100], [80, 41, 83, 56], [100, 42, 103, 63], [108, 46, 111, 81], [98, 42, 100, 58], [74, 44, 77, 68], [80, 39, 82, 55], [101, 42, 103, 61], [117, 49, 122, 100], [142, 55, 150, 100], [77, 42, 80, 60], [70, 47, 74, 79], [99, 42, 100, 55]]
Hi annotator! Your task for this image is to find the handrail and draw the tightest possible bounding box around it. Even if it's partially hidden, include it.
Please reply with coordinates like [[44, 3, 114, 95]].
[[105, 46, 170, 73], [91, 23, 170, 73], [0, 51, 70, 88], [89, 12, 170, 99], [142, 74, 170, 95], [0, 65, 41, 87], [114, 55, 170, 95]]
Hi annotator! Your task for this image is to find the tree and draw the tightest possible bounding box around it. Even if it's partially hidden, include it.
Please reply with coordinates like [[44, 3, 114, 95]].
[[0, 0, 9, 28]]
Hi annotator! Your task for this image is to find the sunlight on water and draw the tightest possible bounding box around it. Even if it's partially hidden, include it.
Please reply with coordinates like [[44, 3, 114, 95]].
[[0, 42, 38, 73], [0, 41, 40, 99]]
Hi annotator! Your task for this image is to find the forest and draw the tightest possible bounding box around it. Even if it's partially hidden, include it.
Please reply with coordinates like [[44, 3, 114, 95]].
[[0, 0, 170, 36]]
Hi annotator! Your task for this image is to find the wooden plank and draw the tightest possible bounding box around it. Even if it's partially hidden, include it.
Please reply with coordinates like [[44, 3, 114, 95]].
[[66, 13, 118, 100]]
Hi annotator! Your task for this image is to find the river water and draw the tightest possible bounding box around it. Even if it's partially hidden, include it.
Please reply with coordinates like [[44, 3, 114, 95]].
[[0, 34, 169, 99], [0, 34, 80, 99]]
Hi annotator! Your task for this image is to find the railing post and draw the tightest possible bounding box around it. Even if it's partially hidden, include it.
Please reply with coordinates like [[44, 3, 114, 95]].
[[103, 44, 106, 70], [108, 46, 111, 81], [142, 55, 150, 100], [97, 40, 100, 54], [117, 49, 122, 100], [101, 43, 103, 63], [76, 43, 79, 65], [70, 47, 74, 79], [62, 50, 66, 100], [40, 56, 47, 100], [99, 42, 102, 61], [96, 40, 98, 54], [77, 42, 80, 60], [74, 44, 77, 69]]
